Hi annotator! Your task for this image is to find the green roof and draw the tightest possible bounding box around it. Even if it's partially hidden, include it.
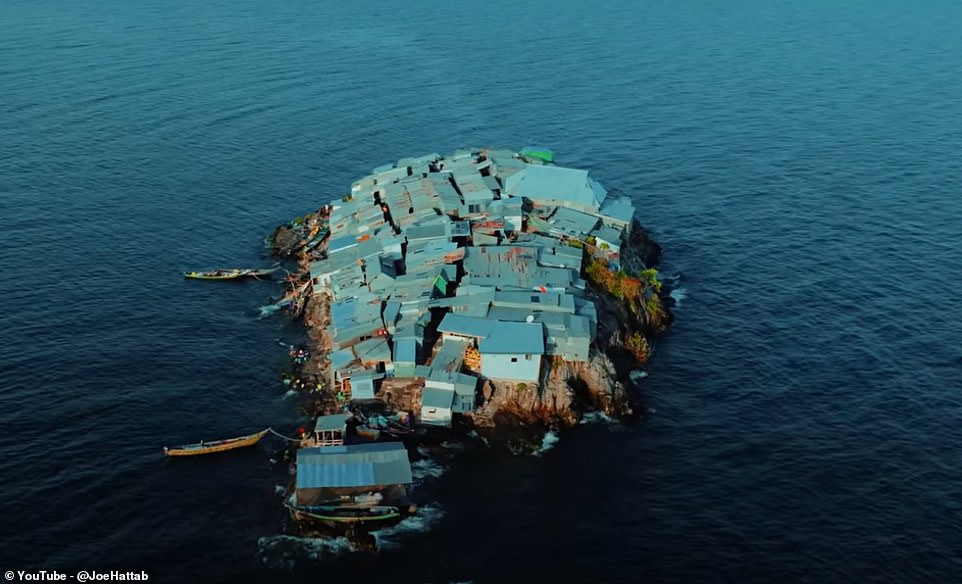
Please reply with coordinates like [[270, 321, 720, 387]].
[[520, 146, 554, 163]]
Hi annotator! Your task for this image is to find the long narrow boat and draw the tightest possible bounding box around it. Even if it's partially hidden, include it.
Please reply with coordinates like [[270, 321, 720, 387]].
[[184, 267, 279, 280], [285, 503, 402, 525], [163, 428, 270, 457]]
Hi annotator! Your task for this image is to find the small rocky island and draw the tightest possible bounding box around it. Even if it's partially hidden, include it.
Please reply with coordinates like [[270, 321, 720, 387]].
[[267, 147, 672, 528]]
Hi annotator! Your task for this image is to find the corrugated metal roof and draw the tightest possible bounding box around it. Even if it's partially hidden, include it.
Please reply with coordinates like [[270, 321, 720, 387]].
[[328, 234, 359, 254], [438, 313, 493, 338], [478, 321, 545, 355], [491, 156, 526, 174], [351, 376, 376, 400], [296, 443, 412, 488], [431, 339, 467, 373], [472, 232, 499, 246], [405, 222, 449, 242], [565, 314, 591, 338], [454, 173, 494, 202], [374, 166, 409, 183], [330, 348, 359, 372], [452, 373, 477, 396], [462, 247, 579, 290], [504, 165, 607, 210], [428, 287, 496, 310], [482, 175, 502, 193], [486, 306, 567, 329], [383, 299, 401, 330], [549, 206, 599, 238], [393, 337, 416, 363], [492, 290, 575, 313], [422, 387, 455, 409], [537, 245, 582, 269], [592, 224, 624, 246], [315, 414, 347, 433], [599, 195, 635, 225], [354, 337, 391, 363]]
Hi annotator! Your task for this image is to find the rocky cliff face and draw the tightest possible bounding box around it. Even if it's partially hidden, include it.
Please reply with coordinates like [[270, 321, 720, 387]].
[[470, 220, 672, 448]]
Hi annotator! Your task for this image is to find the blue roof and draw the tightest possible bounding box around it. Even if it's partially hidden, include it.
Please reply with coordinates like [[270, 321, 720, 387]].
[[505, 165, 607, 209], [599, 196, 635, 225], [422, 387, 455, 409], [592, 224, 624, 246], [354, 337, 392, 363], [351, 376, 376, 400], [393, 337, 416, 363], [549, 206, 599, 237], [431, 339, 467, 373], [478, 321, 545, 355], [315, 414, 347, 433], [437, 313, 493, 338], [329, 348, 358, 372], [296, 443, 412, 488]]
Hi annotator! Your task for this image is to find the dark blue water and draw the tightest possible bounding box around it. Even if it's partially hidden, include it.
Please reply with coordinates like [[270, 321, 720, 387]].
[[3, 0, 962, 582]]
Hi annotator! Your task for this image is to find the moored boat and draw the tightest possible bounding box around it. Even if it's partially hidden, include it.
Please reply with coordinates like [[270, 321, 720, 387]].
[[285, 503, 403, 525], [163, 428, 270, 456], [184, 267, 279, 280]]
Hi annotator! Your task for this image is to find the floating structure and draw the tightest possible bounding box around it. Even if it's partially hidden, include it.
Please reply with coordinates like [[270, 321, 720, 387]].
[[287, 441, 414, 526]]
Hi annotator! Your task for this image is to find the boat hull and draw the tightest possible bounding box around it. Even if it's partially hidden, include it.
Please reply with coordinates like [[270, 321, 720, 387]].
[[184, 268, 278, 280], [163, 429, 269, 456], [287, 504, 402, 525]]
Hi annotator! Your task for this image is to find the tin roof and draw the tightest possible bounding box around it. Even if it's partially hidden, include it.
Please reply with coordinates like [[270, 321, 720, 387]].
[[462, 246, 580, 290], [351, 376, 376, 400], [393, 337, 416, 364], [296, 443, 412, 488], [437, 313, 493, 339], [354, 337, 392, 363], [549, 206, 600, 238], [504, 164, 607, 210], [592, 224, 624, 246], [330, 348, 359, 373], [492, 290, 575, 313], [315, 414, 348, 433], [422, 387, 455, 409], [599, 195, 635, 225], [430, 339, 467, 373], [478, 321, 545, 355]]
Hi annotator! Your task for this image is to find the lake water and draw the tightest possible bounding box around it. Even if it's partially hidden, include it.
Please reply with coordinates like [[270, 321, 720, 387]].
[[2, 0, 962, 582]]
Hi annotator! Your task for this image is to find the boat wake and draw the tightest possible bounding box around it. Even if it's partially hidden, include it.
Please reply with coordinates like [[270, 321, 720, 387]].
[[533, 430, 560, 456], [411, 456, 447, 485], [372, 504, 445, 550], [258, 303, 286, 319], [256, 534, 355, 569], [578, 411, 617, 425], [669, 286, 687, 308]]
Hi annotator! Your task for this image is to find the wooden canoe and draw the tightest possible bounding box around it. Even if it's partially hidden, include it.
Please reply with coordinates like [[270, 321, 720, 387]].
[[163, 428, 270, 457], [184, 268, 279, 280], [286, 504, 401, 524]]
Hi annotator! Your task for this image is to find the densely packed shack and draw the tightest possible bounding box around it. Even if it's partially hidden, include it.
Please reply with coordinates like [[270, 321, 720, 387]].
[[270, 146, 670, 438]]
